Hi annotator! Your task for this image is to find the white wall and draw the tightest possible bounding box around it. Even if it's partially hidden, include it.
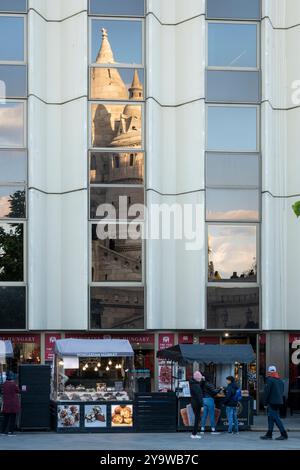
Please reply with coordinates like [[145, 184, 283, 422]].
[[28, 1, 88, 330]]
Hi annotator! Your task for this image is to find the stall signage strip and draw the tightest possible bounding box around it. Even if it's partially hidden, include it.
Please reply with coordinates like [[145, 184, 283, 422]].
[[65, 333, 154, 344], [158, 334, 175, 392], [0, 334, 40, 344], [45, 333, 61, 361]]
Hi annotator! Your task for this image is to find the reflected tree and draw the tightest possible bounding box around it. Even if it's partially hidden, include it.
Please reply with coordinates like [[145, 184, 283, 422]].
[[293, 201, 300, 218], [0, 223, 23, 281], [8, 189, 25, 218]]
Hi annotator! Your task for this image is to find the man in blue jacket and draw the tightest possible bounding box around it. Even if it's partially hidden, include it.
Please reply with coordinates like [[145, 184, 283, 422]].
[[260, 365, 288, 440]]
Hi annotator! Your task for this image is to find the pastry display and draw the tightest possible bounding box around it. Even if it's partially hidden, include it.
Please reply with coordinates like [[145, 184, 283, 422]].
[[111, 405, 133, 427], [57, 405, 80, 428], [84, 405, 107, 428]]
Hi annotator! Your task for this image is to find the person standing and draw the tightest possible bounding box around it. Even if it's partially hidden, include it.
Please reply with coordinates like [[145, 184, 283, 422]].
[[189, 371, 204, 439], [223, 376, 239, 435], [1, 371, 20, 436], [200, 376, 221, 434], [260, 365, 288, 441]]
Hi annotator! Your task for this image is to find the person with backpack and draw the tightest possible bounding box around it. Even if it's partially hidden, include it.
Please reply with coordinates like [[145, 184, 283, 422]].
[[200, 375, 221, 434], [260, 365, 288, 441], [223, 375, 240, 435]]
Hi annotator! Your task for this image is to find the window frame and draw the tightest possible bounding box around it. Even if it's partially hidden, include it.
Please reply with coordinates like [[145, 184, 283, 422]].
[[88, 0, 146, 18], [0, 183, 27, 219], [206, 222, 260, 285], [89, 221, 145, 286], [0, 0, 27, 14], [0, 99, 27, 149], [0, 284, 27, 331], [206, 20, 260, 71], [0, 13, 27, 65], [89, 65, 145, 101], [89, 16, 145, 67], [0, 220, 27, 285], [89, 185, 145, 221], [205, 69, 261, 104], [0, 148, 27, 184], [205, 188, 261, 223], [206, 0, 261, 21], [206, 104, 260, 153]]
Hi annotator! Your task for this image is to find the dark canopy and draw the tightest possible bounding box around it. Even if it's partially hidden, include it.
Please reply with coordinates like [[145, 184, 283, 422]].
[[157, 344, 255, 365]]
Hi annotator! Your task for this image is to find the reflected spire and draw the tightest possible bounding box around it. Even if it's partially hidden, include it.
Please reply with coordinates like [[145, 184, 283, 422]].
[[96, 28, 115, 64]]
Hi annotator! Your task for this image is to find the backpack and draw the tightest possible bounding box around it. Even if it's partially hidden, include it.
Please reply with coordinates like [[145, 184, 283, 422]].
[[233, 388, 242, 402]]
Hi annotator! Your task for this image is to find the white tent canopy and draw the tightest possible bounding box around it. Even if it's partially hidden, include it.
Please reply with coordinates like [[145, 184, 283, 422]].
[[0, 340, 14, 359], [54, 338, 134, 358]]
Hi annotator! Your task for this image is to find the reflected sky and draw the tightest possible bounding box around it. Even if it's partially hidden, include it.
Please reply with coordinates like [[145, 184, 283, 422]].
[[0, 0, 27, 12], [0, 65, 27, 98], [91, 19, 142, 64], [207, 106, 257, 151], [208, 224, 256, 279], [207, 0, 261, 20], [0, 17, 24, 61], [0, 150, 26, 183], [208, 23, 257, 67], [89, 0, 144, 16], [206, 153, 259, 187], [0, 102, 24, 147], [206, 189, 260, 221]]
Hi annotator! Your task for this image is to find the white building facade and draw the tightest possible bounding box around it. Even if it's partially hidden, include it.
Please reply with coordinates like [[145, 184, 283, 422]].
[[0, 0, 300, 408]]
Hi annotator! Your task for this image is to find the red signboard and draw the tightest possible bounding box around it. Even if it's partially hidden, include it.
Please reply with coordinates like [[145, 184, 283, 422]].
[[158, 333, 175, 351], [199, 336, 219, 345], [0, 334, 40, 344], [65, 333, 154, 345], [178, 333, 193, 344], [45, 333, 61, 361], [289, 334, 300, 343]]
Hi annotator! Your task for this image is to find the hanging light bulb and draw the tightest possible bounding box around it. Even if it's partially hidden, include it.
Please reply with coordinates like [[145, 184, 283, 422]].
[[106, 366, 110, 371], [108, 360, 112, 366], [59, 360, 64, 366], [82, 366, 86, 371], [115, 364, 118, 369], [85, 363, 89, 369], [97, 362, 101, 368], [94, 367, 98, 372]]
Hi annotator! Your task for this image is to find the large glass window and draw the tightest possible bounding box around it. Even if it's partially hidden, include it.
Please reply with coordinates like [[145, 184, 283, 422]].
[[207, 286, 259, 329], [207, 0, 261, 20], [91, 223, 142, 282], [206, 189, 260, 222], [0, 222, 24, 282], [90, 151, 144, 185], [90, 286, 144, 329], [90, 187, 144, 220], [89, 0, 145, 17], [0, 1, 27, 13], [0, 65, 27, 98], [0, 16, 25, 62], [0, 150, 26, 183], [206, 70, 260, 103], [0, 101, 25, 148], [206, 153, 260, 188], [0, 286, 26, 329], [207, 106, 258, 151], [90, 67, 144, 100], [208, 23, 258, 68], [208, 224, 257, 282], [0, 186, 26, 218]]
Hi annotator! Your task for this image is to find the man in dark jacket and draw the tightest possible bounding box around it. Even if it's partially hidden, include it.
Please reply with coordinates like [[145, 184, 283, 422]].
[[223, 376, 239, 434], [200, 377, 221, 434], [189, 371, 204, 439], [260, 365, 288, 440]]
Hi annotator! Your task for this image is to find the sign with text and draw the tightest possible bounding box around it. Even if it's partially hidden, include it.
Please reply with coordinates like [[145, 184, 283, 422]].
[[45, 333, 61, 361], [158, 333, 175, 351], [0, 334, 40, 344], [158, 333, 175, 391], [178, 333, 193, 344], [290, 334, 300, 366]]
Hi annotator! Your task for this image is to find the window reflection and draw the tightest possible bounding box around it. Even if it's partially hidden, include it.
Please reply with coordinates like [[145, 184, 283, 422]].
[[208, 23, 257, 68], [207, 286, 259, 329], [0, 102, 25, 148], [0, 16, 24, 62], [89, 0, 145, 17], [90, 187, 144, 220], [207, 0, 260, 20], [0, 150, 26, 183], [0, 65, 27, 98], [206, 70, 260, 103], [0, 223, 24, 282], [206, 189, 259, 222], [91, 223, 142, 282], [90, 67, 144, 101], [208, 224, 257, 281], [90, 286, 144, 330], [206, 153, 259, 187], [0, 286, 26, 329], [0, 186, 26, 218], [90, 152, 144, 184], [207, 106, 257, 152], [0, 1, 27, 13]]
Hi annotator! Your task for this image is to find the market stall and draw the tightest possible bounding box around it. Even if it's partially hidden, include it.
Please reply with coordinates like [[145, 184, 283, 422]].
[[157, 344, 255, 431], [51, 338, 135, 432]]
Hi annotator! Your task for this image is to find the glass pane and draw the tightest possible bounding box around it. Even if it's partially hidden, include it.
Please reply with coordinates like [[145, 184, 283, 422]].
[[90, 152, 144, 184], [207, 0, 260, 20], [0, 286, 26, 329], [206, 189, 259, 221], [0, 186, 26, 218], [90, 187, 144, 219], [90, 67, 144, 101], [207, 106, 257, 151], [91, 223, 142, 282], [206, 70, 260, 103], [0, 1, 27, 12], [89, 0, 145, 16], [0, 150, 26, 183], [0, 16, 24, 62], [208, 224, 257, 281], [91, 19, 142, 65], [90, 286, 144, 329], [206, 153, 259, 187], [0, 102, 25, 147], [0, 65, 27, 98], [91, 103, 142, 148], [208, 23, 257, 68], [207, 287, 259, 329], [0, 222, 24, 282]]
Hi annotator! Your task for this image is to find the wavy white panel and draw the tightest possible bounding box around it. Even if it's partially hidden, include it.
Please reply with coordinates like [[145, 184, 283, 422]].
[[147, 99, 205, 194], [29, 0, 87, 20], [146, 191, 205, 330], [263, 0, 300, 28], [29, 96, 87, 193], [28, 190, 88, 330], [148, 0, 205, 24], [262, 194, 300, 330], [28, 10, 87, 103]]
